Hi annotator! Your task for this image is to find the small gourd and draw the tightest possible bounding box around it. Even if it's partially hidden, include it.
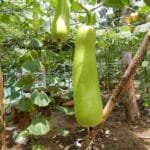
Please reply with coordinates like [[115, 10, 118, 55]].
[[51, 0, 70, 43]]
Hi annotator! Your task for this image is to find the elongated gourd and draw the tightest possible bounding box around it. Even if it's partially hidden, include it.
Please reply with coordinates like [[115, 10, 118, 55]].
[[33, 1, 40, 33], [51, 0, 70, 43], [73, 25, 103, 127]]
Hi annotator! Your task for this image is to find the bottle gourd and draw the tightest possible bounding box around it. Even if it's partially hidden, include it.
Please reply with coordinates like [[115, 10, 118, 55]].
[[51, 0, 70, 43], [32, 1, 40, 33], [73, 25, 103, 127]]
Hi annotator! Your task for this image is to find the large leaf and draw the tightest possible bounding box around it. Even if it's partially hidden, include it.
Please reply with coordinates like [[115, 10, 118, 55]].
[[27, 117, 50, 135], [30, 38, 42, 48], [19, 50, 38, 64], [15, 130, 29, 144], [15, 74, 34, 88], [7, 91, 21, 101], [19, 51, 33, 63], [102, 0, 129, 8], [19, 98, 34, 112], [22, 59, 44, 72], [31, 90, 51, 107]]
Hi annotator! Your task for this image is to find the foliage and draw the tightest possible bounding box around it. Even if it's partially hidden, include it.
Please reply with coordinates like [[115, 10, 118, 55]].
[[102, 0, 129, 8], [27, 117, 51, 135], [0, 0, 150, 140], [31, 90, 52, 107]]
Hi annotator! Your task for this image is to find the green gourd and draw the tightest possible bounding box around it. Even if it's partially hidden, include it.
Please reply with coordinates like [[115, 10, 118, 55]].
[[33, 1, 40, 33], [51, 0, 70, 43], [73, 25, 103, 127]]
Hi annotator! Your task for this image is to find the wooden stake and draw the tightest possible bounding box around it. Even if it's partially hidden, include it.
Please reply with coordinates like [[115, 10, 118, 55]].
[[0, 65, 6, 150], [122, 51, 139, 121]]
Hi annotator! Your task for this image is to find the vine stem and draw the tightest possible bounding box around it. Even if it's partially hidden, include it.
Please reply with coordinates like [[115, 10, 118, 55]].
[[82, 32, 150, 149], [77, 2, 92, 25], [90, 2, 103, 12]]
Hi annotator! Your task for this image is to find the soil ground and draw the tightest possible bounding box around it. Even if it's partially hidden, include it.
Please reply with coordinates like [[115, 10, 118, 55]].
[[6, 105, 150, 150]]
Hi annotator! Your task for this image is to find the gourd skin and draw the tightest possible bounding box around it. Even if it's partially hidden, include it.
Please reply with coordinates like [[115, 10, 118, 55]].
[[51, 0, 70, 43], [73, 25, 103, 127], [33, 2, 40, 33]]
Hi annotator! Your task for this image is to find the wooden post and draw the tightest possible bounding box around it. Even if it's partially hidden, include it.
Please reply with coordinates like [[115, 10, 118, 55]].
[[122, 51, 140, 121], [0, 65, 6, 150]]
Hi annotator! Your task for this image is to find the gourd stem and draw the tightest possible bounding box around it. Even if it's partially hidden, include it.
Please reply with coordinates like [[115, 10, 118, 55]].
[[77, 2, 92, 25]]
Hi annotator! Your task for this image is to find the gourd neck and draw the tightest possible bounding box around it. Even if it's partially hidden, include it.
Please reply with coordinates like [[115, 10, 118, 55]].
[[78, 2, 92, 25]]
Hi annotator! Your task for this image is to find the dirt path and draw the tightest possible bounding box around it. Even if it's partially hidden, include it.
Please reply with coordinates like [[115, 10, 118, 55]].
[[132, 128, 150, 150], [6, 106, 150, 150]]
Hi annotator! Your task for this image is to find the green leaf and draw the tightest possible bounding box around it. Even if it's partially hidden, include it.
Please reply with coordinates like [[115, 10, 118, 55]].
[[28, 38, 42, 48], [144, 0, 150, 6], [31, 91, 51, 107], [0, 15, 10, 23], [48, 86, 61, 93], [143, 99, 150, 107], [142, 61, 149, 67], [19, 50, 38, 63], [19, 51, 33, 62], [56, 106, 74, 115], [139, 6, 150, 14], [19, 98, 34, 112], [15, 130, 29, 144], [15, 74, 34, 88], [27, 117, 50, 135], [22, 59, 44, 72], [30, 89, 39, 101], [8, 91, 21, 101], [102, 0, 129, 8]]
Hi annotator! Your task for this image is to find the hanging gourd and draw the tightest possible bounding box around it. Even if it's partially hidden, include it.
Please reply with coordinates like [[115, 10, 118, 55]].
[[51, 0, 70, 43], [33, 1, 40, 33], [73, 3, 103, 127]]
